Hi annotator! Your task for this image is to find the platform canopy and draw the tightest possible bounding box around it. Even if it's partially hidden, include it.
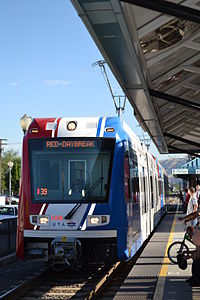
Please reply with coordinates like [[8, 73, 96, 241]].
[[71, 0, 200, 154]]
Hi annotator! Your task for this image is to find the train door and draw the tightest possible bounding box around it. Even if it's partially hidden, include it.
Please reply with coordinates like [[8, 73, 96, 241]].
[[163, 174, 169, 210], [160, 171, 165, 215], [138, 156, 149, 241], [124, 148, 141, 256], [158, 166, 162, 216], [138, 165, 145, 241], [145, 154, 151, 237], [162, 173, 166, 209], [151, 164, 157, 229], [149, 163, 154, 232], [155, 169, 160, 225]]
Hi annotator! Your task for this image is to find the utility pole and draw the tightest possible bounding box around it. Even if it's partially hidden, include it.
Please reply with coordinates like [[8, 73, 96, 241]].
[[7, 161, 14, 203], [0, 139, 7, 194]]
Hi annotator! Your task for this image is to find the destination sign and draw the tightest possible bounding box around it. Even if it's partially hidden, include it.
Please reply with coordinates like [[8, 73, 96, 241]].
[[46, 140, 95, 149]]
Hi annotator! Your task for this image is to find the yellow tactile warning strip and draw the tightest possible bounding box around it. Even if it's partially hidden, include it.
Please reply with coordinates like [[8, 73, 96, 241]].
[[154, 208, 200, 300], [153, 210, 177, 300], [159, 215, 177, 277]]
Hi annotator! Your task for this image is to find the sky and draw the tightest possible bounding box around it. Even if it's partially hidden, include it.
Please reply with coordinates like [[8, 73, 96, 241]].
[[0, 0, 184, 161]]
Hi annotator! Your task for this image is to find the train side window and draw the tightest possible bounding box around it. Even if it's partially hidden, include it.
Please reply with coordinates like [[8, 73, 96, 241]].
[[153, 174, 157, 208], [124, 154, 130, 202], [156, 175, 159, 206], [164, 174, 169, 200], [140, 172, 144, 214], [131, 162, 139, 203], [158, 175, 162, 197], [150, 171, 154, 208], [129, 148, 139, 203], [142, 167, 147, 213]]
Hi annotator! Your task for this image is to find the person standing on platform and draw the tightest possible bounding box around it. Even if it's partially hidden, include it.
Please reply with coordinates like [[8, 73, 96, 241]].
[[186, 187, 198, 227], [178, 211, 200, 286], [183, 188, 187, 212], [179, 189, 183, 204], [196, 185, 200, 208], [184, 188, 190, 214]]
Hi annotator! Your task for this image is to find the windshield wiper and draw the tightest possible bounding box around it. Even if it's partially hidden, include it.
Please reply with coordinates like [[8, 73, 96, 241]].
[[64, 176, 104, 220]]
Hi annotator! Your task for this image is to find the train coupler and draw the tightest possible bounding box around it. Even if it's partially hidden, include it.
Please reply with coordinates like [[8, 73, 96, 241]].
[[51, 237, 82, 269]]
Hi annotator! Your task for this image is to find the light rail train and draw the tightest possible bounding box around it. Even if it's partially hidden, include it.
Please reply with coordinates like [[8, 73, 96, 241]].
[[17, 116, 168, 267]]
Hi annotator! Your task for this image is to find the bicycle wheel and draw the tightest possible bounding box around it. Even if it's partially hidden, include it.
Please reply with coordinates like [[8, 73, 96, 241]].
[[167, 241, 189, 264]]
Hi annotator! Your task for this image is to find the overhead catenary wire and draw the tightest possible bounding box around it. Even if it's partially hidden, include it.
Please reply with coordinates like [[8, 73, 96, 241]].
[[92, 60, 126, 116]]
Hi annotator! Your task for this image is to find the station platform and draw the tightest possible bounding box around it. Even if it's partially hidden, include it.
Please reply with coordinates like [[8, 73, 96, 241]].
[[113, 207, 200, 300]]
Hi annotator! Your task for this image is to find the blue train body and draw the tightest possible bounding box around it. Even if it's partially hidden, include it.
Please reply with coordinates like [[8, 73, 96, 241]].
[[17, 116, 168, 266]]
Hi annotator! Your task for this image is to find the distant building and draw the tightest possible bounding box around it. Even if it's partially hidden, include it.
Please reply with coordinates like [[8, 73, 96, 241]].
[[172, 156, 200, 187]]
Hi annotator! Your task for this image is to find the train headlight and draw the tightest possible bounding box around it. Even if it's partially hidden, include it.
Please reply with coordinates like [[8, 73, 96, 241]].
[[39, 216, 49, 225], [67, 121, 77, 131], [88, 216, 100, 225], [87, 215, 110, 226]]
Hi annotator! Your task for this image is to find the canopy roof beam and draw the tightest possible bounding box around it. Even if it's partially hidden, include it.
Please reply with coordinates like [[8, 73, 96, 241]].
[[122, 0, 200, 24], [162, 109, 200, 123], [183, 83, 200, 91], [149, 89, 200, 112], [168, 145, 200, 157], [164, 132, 200, 148], [164, 74, 198, 94], [161, 108, 185, 120], [147, 31, 200, 67]]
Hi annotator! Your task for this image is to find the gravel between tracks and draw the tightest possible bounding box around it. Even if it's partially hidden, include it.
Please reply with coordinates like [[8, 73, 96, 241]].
[[0, 255, 45, 296]]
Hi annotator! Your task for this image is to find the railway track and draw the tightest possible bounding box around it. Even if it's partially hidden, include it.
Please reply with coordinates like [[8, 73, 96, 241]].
[[0, 249, 146, 300], [1, 211, 172, 299], [0, 262, 122, 300]]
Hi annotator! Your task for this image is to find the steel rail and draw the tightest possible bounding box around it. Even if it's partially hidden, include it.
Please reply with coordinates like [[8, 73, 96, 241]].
[[0, 269, 49, 300], [85, 261, 122, 300], [1, 263, 114, 300]]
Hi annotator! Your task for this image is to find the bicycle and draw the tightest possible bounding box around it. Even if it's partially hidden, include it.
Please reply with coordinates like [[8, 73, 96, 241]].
[[167, 232, 195, 264]]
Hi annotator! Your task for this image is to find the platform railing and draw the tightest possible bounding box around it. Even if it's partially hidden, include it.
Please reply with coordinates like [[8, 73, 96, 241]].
[[0, 218, 17, 257]]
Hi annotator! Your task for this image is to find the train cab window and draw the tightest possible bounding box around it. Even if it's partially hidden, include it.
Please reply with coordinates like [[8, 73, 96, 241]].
[[29, 137, 115, 203], [68, 160, 86, 197], [38, 160, 60, 191]]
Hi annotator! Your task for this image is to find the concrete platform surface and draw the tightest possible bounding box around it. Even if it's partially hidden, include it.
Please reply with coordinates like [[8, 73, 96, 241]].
[[113, 209, 200, 300]]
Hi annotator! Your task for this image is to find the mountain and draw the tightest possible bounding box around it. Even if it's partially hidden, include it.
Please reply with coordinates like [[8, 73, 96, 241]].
[[159, 156, 188, 175], [159, 156, 188, 185]]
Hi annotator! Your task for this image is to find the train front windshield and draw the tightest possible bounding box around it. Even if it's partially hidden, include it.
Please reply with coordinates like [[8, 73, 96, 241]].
[[29, 138, 115, 203]]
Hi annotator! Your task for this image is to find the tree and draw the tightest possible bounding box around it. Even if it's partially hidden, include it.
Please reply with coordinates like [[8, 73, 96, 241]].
[[1, 150, 21, 195]]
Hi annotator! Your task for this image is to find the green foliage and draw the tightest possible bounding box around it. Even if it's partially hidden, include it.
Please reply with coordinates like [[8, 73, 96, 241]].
[[1, 150, 21, 195]]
